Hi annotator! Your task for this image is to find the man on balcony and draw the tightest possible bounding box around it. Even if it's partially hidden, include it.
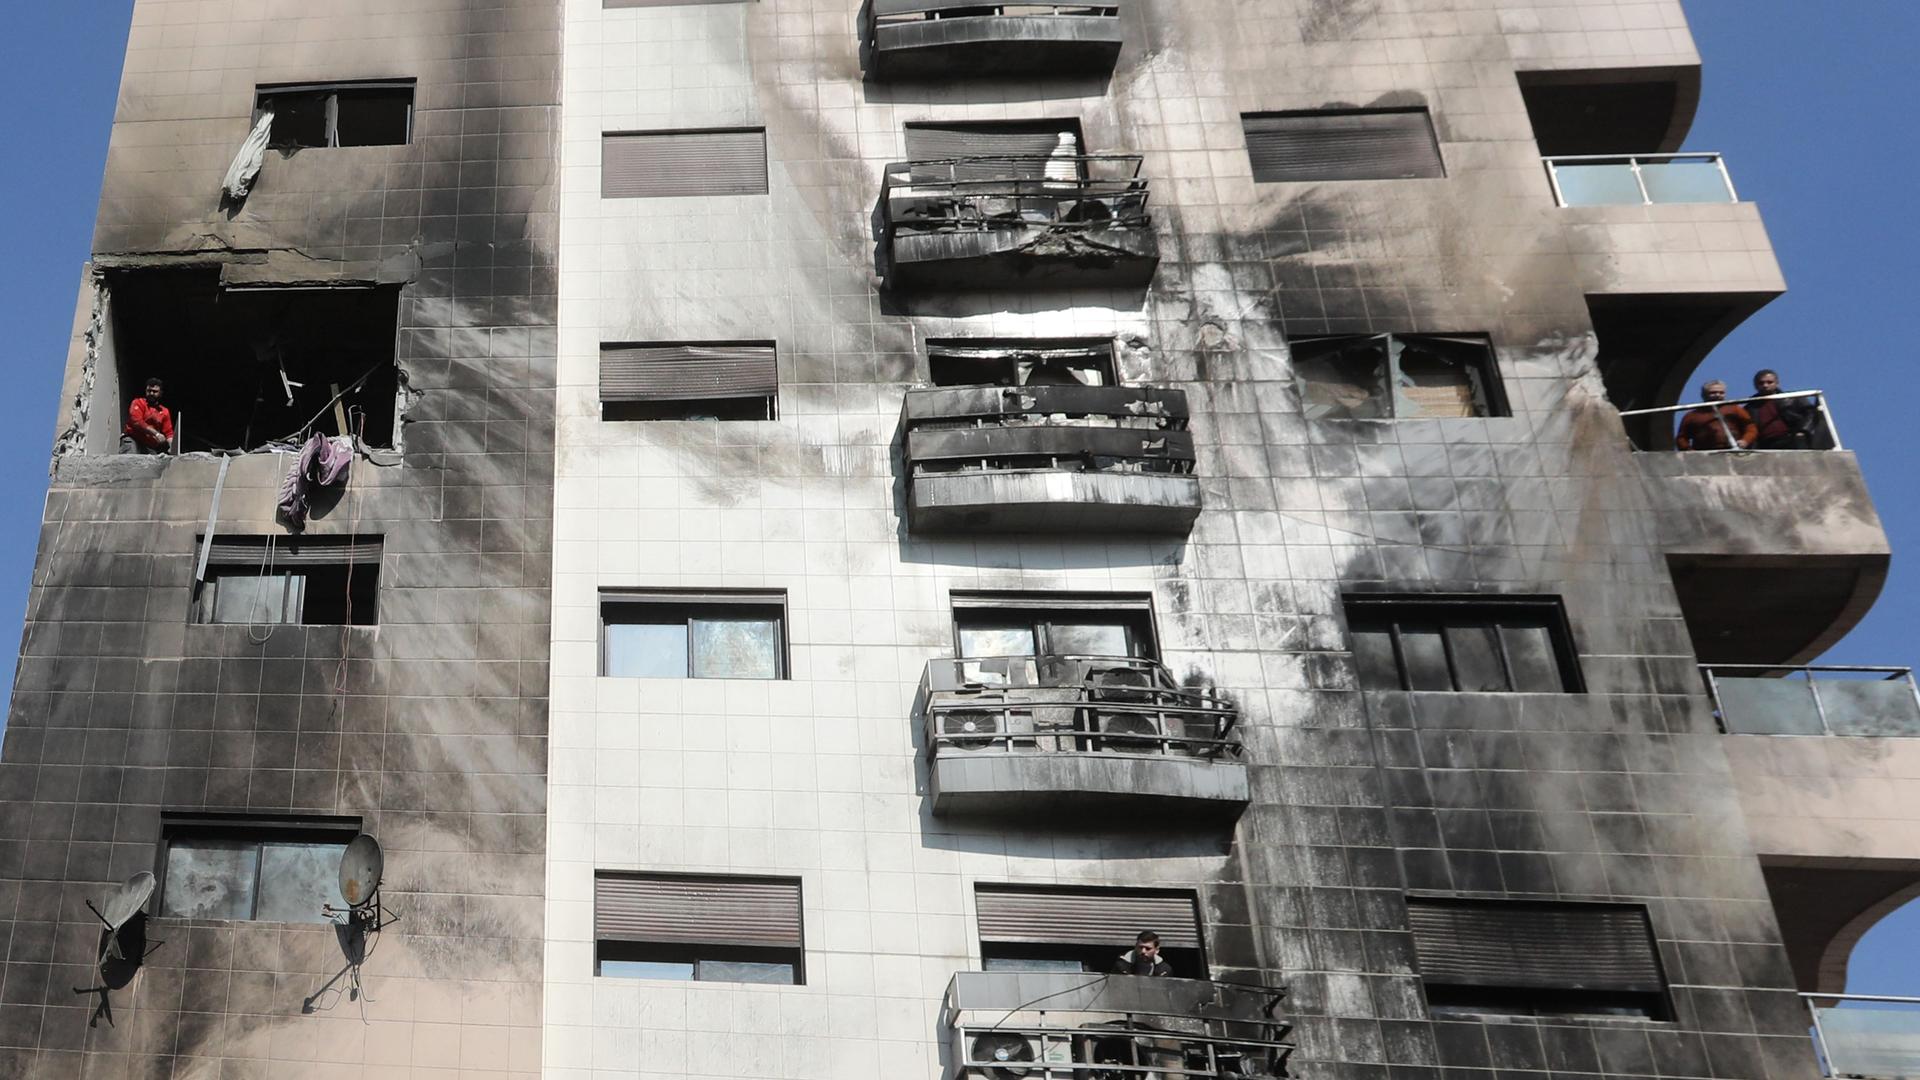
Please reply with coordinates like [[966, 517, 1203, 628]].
[[1748, 369, 1821, 449], [1113, 931, 1172, 977], [120, 377, 174, 455], [1674, 379, 1756, 451]]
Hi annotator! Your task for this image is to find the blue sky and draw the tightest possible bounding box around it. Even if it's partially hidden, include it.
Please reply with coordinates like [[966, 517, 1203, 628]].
[[2, 3, 1914, 991]]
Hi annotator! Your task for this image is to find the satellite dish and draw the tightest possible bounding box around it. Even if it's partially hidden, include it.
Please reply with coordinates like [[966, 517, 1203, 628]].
[[90, 872, 156, 962], [339, 835, 384, 909]]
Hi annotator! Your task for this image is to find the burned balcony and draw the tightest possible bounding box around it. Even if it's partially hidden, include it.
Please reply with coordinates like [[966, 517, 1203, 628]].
[[861, 0, 1125, 81], [878, 155, 1159, 291], [947, 971, 1294, 1080], [922, 654, 1248, 819], [904, 380, 1198, 534]]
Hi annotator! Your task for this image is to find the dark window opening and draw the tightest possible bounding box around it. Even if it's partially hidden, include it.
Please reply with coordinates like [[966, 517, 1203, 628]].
[[157, 813, 361, 924], [102, 269, 401, 453], [953, 594, 1156, 661], [600, 342, 777, 421], [976, 884, 1208, 979], [595, 872, 803, 985], [601, 591, 787, 679], [927, 338, 1117, 387], [1408, 896, 1672, 1021], [1516, 69, 1691, 157], [1242, 108, 1445, 182], [1293, 333, 1506, 420], [256, 81, 414, 150], [192, 536, 382, 627], [1346, 595, 1582, 693]]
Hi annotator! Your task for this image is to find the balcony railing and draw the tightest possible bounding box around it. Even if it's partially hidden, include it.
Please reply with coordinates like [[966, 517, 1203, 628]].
[[924, 654, 1240, 760], [1804, 993, 1920, 1079], [879, 155, 1159, 289], [1705, 666, 1920, 737], [1544, 153, 1738, 207], [863, 0, 1126, 79], [947, 971, 1295, 1080], [1618, 390, 1845, 452]]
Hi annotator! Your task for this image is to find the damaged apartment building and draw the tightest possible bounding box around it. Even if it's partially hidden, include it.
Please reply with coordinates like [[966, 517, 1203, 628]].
[[0, 1, 1913, 1080]]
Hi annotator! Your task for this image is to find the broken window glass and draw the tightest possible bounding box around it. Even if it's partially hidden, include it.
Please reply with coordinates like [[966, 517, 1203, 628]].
[[161, 839, 257, 920], [256, 842, 350, 923], [927, 340, 1116, 387], [1293, 333, 1505, 419], [159, 825, 354, 923], [257, 82, 413, 150], [601, 595, 786, 679]]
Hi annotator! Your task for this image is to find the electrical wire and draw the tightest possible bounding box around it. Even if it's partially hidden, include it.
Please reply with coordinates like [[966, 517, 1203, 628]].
[[246, 532, 280, 645]]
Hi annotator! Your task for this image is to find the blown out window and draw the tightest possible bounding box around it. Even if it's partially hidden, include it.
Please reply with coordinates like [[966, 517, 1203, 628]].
[[927, 339, 1116, 387], [193, 536, 381, 626], [1408, 896, 1671, 1019], [600, 342, 777, 420], [601, 591, 787, 679], [256, 81, 414, 149], [157, 814, 360, 923], [595, 873, 804, 984], [975, 884, 1206, 977], [1293, 333, 1506, 420], [1345, 595, 1582, 693]]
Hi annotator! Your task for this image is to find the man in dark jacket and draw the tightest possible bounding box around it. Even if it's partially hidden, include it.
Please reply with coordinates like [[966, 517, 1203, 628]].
[[1112, 931, 1173, 977], [1748, 369, 1821, 449]]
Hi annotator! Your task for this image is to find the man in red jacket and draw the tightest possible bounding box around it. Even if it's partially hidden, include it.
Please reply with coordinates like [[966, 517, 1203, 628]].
[[1674, 379, 1756, 451], [121, 377, 174, 454]]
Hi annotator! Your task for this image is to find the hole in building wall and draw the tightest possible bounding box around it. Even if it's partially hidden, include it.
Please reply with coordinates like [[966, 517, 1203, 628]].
[[98, 269, 402, 454]]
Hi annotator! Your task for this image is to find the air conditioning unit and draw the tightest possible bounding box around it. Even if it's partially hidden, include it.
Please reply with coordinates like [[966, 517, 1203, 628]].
[[965, 1030, 1071, 1080], [1092, 710, 1161, 753], [940, 710, 1039, 752]]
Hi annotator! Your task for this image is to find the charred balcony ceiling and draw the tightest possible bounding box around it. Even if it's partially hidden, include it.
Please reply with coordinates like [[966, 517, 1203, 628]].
[[861, 0, 1126, 81], [1517, 66, 1702, 156]]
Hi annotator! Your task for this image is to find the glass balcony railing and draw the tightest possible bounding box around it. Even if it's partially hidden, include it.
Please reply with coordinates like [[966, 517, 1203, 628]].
[[1618, 390, 1844, 453], [1544, 153, 1738, 207], [1705, 666, 1920, 737], [1805, 993, 1920, 1079]]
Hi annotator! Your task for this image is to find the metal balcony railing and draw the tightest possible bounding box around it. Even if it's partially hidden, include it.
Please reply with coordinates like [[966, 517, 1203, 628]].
[[905, 384, 1194, 478], [1618, 390, 1845, 452], [1704, 666, 1920, 737], [923, 654, 1240, 760], [1544, 153, 1738, 207], [1804, 993, 1920, 1079], [882, 155, 1153, 238], [948, 972, 1294, 1080], [871, 1, 1122, 30]]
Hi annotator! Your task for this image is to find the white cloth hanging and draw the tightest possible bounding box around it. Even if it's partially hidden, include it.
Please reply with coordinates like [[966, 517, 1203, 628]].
[[222, 110, 274, 201]]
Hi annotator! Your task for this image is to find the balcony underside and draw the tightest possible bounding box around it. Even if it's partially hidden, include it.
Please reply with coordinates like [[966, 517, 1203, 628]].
[[929, 752, 1249, 820], [886, 226, 1160, 291], [1639, 451, 1888, 665], [909, 470, 1201, 533], [870, 17, 1123, 79]]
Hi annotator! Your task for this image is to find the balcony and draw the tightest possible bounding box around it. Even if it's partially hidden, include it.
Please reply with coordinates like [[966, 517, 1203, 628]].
[[903, 384, 1199, 533], [878, 155, 1159, 291], [1623, 392, 1888, 666], [1804, 994, 1920, 1080], [947, 971, 1294, 1080], [922, 654, 1248, 820], [1545, 153, 1737, 207], [1707, 666, 1920, 738], [862, 0, 1125, 81]]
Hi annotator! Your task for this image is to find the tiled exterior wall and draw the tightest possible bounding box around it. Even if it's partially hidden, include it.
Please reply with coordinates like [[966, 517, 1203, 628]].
[[0, 0, 561, 1077], [546, 2, 1825, 1080]]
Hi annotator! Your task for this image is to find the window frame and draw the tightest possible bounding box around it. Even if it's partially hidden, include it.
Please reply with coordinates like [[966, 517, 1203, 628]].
[[950, 592, 1159, 661], [1345, 595, 1584, 694], [190, 535, 382, 628], [599, 590, 790, 680], [1291, 332, 1509, 420], [154, 813, 363, 924], [599, 340, 779, 422], [925, 338, 1119, 388], [253, 79, 416, 150], [593, 870, 806, 986], [974, 883, 1210, 980]]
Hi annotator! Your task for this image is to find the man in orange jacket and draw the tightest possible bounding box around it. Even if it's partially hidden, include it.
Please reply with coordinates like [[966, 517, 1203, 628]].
[[1674, 379, 1756, 451], [121, 377, 174, 454]]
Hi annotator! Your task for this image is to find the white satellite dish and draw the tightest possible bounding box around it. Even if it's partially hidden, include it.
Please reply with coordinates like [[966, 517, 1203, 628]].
[[339, 835, 384, 910], [89, 872, 155, 963]]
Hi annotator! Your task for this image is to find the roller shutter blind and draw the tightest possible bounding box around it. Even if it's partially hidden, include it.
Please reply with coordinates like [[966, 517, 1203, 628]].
[[600, 343, 778, 402], [202, 537, 384, 567], [1407, 897, 1665, 993], [906, 123, 1074, 181], [607, 0, 745, 6], [1243, 109, 1445, 182], [975, 886, 1202, 949], [595, 874, 803, 948], [603, 129, 768, 198]]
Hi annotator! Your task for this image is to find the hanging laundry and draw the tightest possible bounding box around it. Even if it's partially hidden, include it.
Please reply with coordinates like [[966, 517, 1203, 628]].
[[277, 433, 353, 529], [222, 110, 275, 202]]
